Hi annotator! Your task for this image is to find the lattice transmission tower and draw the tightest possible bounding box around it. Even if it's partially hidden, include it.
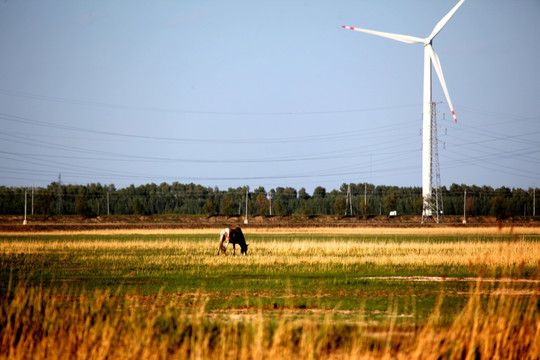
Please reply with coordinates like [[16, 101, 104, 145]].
[[422, 102, 445, 223]]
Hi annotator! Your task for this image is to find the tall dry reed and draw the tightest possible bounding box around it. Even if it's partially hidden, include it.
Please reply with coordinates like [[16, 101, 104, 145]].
[[1, 278, 538, 360]]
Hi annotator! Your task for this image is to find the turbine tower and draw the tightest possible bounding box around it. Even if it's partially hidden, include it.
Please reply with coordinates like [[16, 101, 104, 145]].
[[342, 0, 465, 221]]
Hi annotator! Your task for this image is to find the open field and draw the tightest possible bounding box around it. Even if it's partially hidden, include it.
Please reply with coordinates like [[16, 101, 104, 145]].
[[1, 226, 539, 359]]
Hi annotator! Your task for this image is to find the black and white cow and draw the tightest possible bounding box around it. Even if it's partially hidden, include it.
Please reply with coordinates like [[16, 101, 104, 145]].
[[217, 227, 248, 255]]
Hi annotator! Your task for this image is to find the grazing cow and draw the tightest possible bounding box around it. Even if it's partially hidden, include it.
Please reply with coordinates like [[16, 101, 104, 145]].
[[217, 227, 248, 255]]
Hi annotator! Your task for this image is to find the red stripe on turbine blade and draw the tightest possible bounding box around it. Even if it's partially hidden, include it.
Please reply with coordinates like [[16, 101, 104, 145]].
[[450, 110, 457, 123]]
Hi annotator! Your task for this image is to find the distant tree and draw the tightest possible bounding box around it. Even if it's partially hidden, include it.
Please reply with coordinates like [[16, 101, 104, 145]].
[[274, 201, 284, 216], [36, 189, 54, 218], [75, 194, 92, 218], [297, 205, 312, 216], [281, 187, 297, 199], [490, 196, 508, 220], [298, 188, 310, 200], [384, 192, 397, 214], [255, 194, 269, 216], [313, 186, 326, 198], [273, 187, 297, 215], [220, 195, 235, 216], [248, 198, 255, 217], [334, 197, 347, 216], [203, 198, 216, 216], [466, 197, 475, 216], [252, 186, 266, 199], [133, 198, 145, 215], [359, 200, 369, 218], [414, 196, 423, 215]]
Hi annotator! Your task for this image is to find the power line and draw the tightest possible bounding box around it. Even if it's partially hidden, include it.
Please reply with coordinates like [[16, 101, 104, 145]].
[[0, 88, 417, 116], [0, 111, 412, 145]]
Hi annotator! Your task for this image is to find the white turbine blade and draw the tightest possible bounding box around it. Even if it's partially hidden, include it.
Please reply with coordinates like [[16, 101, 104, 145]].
[[428, 0, 466, 41], [341, 25, 424, 44], [427, 45, 457, 123]]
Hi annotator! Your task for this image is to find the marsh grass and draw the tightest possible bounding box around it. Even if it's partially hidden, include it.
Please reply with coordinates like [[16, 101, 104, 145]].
[[1, 278, 538, 359], [1, 229, 539, 358], [1, 232, 539, 313]]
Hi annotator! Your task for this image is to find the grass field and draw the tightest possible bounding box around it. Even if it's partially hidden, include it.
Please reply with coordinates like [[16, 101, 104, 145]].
[[1, 226, 539, 359]]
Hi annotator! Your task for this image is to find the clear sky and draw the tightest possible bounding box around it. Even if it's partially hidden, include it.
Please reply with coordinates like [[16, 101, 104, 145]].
[[1, 0, 539, 194]]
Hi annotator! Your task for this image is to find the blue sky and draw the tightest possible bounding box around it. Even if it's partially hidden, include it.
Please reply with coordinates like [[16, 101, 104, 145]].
[[1, 0, 539, 194]]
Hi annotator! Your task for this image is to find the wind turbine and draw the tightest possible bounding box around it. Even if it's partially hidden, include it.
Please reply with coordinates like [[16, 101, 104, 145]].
[[342, 0, 465, 221]]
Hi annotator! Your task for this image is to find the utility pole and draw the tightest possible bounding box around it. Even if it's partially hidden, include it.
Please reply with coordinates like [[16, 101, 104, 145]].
[[107, 189, 110, 216], [244, 187, 249, 224], [463, 189, 467, 224], [31, 184, 34, 216], [23, 190, 28, 225], [533, 185, 536, 217], [269, 196, 272, 216], [364, 183, 367, 206]]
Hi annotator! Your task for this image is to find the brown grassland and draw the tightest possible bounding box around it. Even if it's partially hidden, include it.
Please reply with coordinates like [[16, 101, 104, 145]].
[[1, 225, 539, 359]]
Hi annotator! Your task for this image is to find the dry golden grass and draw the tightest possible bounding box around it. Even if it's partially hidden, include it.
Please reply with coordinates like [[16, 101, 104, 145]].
[[1, 279, 538, 359], [2, 237, 539, 269]]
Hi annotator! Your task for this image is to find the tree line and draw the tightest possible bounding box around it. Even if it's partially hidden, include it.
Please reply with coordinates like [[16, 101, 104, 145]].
[[0, 182, 537, 219]]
